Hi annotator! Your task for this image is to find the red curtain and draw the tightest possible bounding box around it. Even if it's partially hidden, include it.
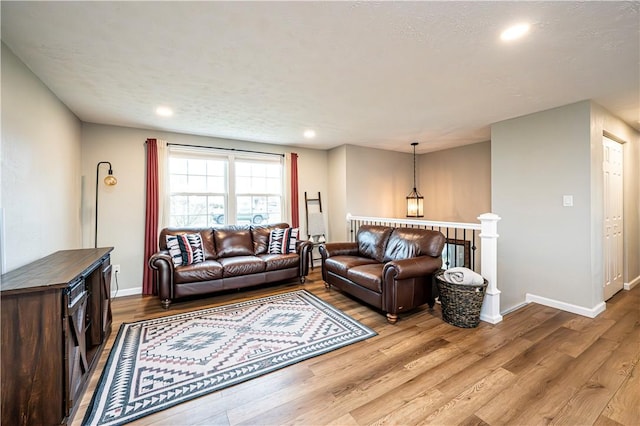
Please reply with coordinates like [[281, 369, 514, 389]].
[[290, 153, 299, 228], [142, 139, 159, 295]]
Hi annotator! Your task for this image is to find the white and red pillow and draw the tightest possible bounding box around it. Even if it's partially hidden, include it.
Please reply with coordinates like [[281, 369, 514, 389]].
[[268, 228, 299, 254], [166, 233, 204, 267]]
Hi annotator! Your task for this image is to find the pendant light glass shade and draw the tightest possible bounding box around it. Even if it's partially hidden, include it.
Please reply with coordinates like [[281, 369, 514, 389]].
[[406, 188, 424, 217], [406, 142, 424, 217]]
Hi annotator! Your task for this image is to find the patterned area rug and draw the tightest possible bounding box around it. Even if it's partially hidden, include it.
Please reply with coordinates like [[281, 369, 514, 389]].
[[83, 290, 376, 425]]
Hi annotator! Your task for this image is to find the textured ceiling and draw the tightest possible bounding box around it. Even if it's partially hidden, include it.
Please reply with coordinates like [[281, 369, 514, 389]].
[[2, 1, 638, 153]]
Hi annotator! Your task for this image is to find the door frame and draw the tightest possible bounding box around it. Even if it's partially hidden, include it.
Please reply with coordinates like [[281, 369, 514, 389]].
[[602, 133, 625, 301]]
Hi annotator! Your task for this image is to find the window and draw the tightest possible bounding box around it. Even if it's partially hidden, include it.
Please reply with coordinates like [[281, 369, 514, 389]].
[[234, 160, 283, 225], [168, 147, 284, 227]]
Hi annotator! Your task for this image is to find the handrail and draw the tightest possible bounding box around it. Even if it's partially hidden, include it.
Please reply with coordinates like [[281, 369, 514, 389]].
[[346, 213, 481, 230]]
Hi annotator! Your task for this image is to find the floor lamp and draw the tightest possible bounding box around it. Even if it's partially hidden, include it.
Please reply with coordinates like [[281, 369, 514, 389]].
[[95, 161, 117, 248]]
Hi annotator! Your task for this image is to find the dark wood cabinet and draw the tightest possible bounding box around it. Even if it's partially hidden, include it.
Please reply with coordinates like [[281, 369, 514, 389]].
[[1, 248, 113, 425]]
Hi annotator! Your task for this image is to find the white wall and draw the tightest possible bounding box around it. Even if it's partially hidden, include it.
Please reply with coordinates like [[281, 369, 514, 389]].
[[81, 123, 328, 293], [1, 43, 83, 271], [492, 100, 640, 313]]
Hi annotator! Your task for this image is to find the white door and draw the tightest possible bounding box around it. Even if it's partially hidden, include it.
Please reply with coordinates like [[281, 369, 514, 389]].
[[603, 136, 624, 300]]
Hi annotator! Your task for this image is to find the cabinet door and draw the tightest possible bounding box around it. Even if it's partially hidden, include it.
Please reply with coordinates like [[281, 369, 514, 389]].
[[101, 263, 113, 335], [66, 292, 88, 414], [86, 268, 102, 347], [1, 290, 65, 425]]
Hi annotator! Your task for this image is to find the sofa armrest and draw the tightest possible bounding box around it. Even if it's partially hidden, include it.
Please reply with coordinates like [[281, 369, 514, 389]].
[[319, 242, 358, 259], [383, 256, 442, 281], [296, 240, 313, 277], [148, 251, 174, 301]]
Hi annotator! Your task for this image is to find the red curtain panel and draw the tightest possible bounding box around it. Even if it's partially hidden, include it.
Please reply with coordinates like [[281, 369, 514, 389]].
[[142, 138, 159, 295], [290, 153, 299, 228]]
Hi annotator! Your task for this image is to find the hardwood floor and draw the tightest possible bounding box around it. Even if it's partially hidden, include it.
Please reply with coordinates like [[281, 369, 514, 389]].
[[72, 270, 640, 425]]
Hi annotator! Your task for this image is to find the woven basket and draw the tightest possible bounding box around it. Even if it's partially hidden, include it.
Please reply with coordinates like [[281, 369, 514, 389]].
[[435, 271, 488, 328]]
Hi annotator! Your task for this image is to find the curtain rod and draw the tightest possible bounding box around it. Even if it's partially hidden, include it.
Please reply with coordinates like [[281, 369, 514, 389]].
[[168, 142, 285, 158]]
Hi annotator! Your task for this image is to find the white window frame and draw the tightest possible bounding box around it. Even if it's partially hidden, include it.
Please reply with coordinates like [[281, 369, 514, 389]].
[[167, 145, 286, 227]]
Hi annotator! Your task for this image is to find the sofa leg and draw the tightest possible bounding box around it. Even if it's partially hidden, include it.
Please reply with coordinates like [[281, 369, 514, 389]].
[[324, 281, 331, 289], [300, 276, 306, 284], [161, 299, 171, 309], [386, 313, 398, 324]]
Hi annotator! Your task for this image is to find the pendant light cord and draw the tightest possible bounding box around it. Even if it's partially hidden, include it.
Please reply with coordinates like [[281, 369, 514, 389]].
[[412, 142, 418, 190]]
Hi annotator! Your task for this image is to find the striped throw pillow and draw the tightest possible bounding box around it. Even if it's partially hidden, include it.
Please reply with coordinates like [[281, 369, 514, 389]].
[[268, 228, 299, 254], [166, 233, 205, 267]]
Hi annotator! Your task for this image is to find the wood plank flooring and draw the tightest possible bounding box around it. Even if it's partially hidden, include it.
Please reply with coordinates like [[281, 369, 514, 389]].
[[72, 271, 640, 425]]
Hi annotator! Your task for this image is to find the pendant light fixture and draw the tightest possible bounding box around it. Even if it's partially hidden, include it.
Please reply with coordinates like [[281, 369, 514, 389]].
[[406, 142, 424, 217]]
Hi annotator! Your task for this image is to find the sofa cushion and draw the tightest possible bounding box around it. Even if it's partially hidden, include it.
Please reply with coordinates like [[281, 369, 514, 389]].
[[324, 255, 379, 278], [214, 226, 254, 258], [383, 228, 446, 262], [347, 263, 384, 293], [174, 260, 223, 284], [268, 227, 299, 254], [259, 253, 300, 272], [252, 223, 289, 254], [357, 225, 393, 262], [166, 233, 205, 267], [218, 256, 265, 277]]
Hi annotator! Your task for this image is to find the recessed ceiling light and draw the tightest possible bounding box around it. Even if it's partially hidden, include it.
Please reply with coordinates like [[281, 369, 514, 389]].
[[156, 106, 173, 117], [500, 23, 530, 41], [303, 129, 316, 139]]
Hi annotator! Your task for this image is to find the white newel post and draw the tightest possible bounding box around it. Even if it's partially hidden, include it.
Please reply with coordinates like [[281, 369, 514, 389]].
[[478, 213, 503, 324]]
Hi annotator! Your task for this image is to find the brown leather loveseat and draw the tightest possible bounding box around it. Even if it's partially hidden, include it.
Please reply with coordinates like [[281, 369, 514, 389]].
[[320, 225, 445, 323], [149, 223, 311, 308]]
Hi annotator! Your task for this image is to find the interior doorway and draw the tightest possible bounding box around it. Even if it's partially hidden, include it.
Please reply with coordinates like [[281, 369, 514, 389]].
[[603, 135, 624, 301]]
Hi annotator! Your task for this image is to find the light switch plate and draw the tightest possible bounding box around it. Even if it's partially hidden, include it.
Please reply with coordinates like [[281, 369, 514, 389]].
[[563, 195, 574, 207]]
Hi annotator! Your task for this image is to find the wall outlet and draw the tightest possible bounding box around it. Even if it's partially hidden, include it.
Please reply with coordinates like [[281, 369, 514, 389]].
[[113, 264, 121, 274]]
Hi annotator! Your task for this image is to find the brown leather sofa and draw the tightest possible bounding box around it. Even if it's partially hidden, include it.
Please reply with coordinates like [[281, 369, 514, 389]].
[[149, 223, 311, 308], [319, 225, 446, 323]]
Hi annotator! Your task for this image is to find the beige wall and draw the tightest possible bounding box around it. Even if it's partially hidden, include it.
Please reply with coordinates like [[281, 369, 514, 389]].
[[419, 141, 491, 223], [81, 123, 328, 293], [345, 145, 411, 219], [493, 101, 592, 311], [327, 145, 347, 241], [325, 142, 493, 241], [492, 100, 640, 313], [1, 43, 83, 271]]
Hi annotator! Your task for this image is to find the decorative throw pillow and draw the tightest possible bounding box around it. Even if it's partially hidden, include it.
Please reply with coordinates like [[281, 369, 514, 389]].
[[268, 227, 299, 254], [166, 233, 205, 267]]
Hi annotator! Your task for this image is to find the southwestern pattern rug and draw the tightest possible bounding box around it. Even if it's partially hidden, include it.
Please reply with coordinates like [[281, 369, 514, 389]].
[[83, 290, 376, 425]]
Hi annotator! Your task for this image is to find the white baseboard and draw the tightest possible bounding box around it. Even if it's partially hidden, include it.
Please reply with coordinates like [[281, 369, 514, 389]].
[[112, 287, 142, 298], [479, 312, 503, 324], [500, 301, 529, 316], [624, 275, 640, 290], [525, 293, 606, 318]]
